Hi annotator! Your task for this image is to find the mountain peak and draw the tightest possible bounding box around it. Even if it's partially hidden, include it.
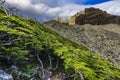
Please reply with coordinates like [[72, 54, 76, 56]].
[[69, 7, 120, 25]]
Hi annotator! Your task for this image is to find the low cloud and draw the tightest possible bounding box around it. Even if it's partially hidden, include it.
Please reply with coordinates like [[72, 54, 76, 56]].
[[5, 0, 120, 22]]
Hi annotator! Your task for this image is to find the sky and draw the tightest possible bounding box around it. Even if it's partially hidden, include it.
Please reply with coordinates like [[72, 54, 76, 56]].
[[5, 0, 120, 22]]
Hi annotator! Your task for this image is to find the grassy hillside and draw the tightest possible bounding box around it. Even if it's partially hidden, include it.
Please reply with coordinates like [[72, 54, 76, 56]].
[[0, 8, 120, 80]]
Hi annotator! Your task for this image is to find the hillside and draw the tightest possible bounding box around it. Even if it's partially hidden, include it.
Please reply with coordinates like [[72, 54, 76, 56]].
[[44, 8, 120, 68], [44, 20, 120, 67], [1, 8, 120, 80]]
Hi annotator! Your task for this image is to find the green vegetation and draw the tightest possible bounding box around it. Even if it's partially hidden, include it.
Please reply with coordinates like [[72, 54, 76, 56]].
[[0, 8, 120, 80]]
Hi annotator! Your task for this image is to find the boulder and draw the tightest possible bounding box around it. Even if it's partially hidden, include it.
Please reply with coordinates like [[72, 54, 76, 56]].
[[0, 69, 13, 80]]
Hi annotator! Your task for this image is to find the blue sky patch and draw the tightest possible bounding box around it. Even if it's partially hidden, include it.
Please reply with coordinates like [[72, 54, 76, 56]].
[[76, 0, 112, 5]]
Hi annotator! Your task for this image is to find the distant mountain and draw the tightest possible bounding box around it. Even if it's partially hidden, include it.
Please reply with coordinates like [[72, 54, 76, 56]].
[[69, 7, 120, 25], [44, 8, 120, 68]]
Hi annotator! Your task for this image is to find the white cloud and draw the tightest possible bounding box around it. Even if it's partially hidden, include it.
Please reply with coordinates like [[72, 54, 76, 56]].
[[5, 0, 120, 22], [93, 0, 120, 15]]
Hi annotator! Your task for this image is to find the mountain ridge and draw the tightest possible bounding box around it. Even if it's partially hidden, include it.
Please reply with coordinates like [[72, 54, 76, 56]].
[[69, 7, 120, 25]]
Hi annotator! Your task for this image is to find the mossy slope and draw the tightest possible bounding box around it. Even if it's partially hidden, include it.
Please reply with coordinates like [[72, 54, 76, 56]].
[[0, 8, 120, 80]]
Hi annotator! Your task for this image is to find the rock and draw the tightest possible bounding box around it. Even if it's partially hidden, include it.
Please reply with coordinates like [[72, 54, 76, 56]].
[[69, 10, 84, 25], [70, 7, 120, 25], [0, 69, 13, 80]]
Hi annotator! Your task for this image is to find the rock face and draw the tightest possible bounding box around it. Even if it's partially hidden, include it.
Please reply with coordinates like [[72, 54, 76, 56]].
[[44, 20, 120, 67], [73, 7, 120, 25], [0, 69, 13, 80]]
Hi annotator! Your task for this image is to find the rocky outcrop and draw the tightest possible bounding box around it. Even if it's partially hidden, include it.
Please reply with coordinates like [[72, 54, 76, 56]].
[[69, 11, 84, 25], [71, 7, 120, 25], [0, 69, 13, 80]]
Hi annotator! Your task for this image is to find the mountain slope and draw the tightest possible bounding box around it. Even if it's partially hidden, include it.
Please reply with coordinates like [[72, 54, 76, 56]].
[[1, 8, 120, 80], [44, 20, 120, 68]]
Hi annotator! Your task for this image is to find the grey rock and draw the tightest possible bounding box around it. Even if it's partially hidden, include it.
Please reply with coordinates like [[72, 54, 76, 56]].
[[0, 69, 13, 80]]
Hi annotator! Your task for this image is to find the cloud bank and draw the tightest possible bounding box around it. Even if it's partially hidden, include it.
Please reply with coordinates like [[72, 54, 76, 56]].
[[6, 0, 120, 22]]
